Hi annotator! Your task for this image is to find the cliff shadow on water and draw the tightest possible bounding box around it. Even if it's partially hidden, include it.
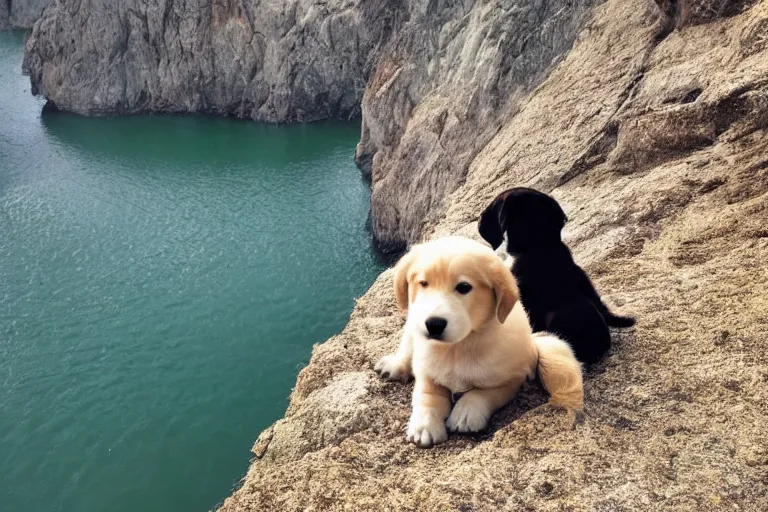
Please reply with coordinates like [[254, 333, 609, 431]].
[[38, 110, 361, 167]]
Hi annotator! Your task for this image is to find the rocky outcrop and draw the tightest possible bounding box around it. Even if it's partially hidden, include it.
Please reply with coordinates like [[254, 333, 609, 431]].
[[218, 0, 768, 510], [0, 1, 9, 29], [23, 0, 402, 120], [24, 0, 598, 252], [356, 0, 598, 252], [0, 0, 51, 29]]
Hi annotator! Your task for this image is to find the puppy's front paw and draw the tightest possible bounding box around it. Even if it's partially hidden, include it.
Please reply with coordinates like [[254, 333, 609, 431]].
[[446, 394, 490, 433], [406, 410, 447, 447], [374, 354, 412, 382]]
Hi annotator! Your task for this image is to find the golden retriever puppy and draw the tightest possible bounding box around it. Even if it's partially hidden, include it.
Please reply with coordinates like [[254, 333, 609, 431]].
[[375, 236, 583, 447]]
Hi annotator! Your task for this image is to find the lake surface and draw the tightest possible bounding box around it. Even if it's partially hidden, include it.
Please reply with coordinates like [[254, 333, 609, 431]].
[[0, 31, 382, 511]]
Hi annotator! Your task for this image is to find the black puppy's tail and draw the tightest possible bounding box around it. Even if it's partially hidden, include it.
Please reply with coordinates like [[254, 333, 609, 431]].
[[603, 312, 636, 328]]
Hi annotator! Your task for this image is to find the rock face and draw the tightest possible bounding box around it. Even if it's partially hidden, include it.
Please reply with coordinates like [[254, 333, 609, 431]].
[[0, 1, 8, 29], [25, 0, 401, 122], [356, 0, 598, 252], [24, 0, 598, 252], [0, 0, 52, 29], [218, 0, 768, 510], [23, 0, 402, 120]]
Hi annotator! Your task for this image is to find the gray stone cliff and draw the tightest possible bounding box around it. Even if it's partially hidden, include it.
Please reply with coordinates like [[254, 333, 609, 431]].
[[357, 0, 598, 252], [24, 0, 401, 120], [1, 0, 51, 29], [0, 1, 8, 29]]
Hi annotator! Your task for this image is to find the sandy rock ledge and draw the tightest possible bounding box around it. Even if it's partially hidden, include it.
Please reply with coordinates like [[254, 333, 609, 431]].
[[219, 1, 768, 510]]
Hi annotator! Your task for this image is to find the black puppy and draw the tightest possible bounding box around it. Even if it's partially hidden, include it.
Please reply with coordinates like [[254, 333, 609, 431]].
[[478, 187, 634, 364]]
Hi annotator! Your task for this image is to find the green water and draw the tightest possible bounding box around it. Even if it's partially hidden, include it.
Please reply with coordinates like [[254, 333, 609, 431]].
[[0, 31, 382, 511]]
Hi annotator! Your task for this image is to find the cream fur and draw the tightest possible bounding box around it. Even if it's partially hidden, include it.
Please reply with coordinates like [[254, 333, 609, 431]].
[[375, 236, 584, 447]]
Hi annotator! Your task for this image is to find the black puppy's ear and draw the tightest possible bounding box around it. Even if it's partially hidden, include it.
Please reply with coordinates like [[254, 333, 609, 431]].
[[552, 200, 568, 230], [478, 193, 508, 249], [532, 194, 568, 243]]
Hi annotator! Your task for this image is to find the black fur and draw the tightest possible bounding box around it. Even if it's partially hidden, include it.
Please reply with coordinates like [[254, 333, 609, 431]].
[[478, 187, 635, 364]]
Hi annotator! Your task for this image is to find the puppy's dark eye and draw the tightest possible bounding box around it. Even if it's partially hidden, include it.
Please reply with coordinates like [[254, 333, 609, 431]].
[[455, 282, 472, 295], [419, 280, 428, 288]]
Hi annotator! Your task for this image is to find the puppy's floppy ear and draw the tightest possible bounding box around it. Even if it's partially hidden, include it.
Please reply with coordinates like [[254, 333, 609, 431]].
[[478, 193, 509, 250], [393, 247, 418, 312], [488, 257, 519, 323], [544, 195, 568, 232]]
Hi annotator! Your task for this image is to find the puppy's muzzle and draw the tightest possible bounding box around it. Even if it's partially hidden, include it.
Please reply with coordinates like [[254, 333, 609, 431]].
[[425, 317, 448, 339]]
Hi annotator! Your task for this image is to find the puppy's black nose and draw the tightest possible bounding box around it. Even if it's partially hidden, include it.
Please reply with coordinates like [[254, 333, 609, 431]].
[[425, 317, 448, 337]]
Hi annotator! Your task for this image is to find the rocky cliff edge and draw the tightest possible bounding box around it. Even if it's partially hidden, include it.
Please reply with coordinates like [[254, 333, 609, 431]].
[[218, 0, 768, 510]]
